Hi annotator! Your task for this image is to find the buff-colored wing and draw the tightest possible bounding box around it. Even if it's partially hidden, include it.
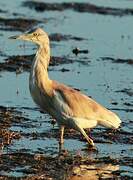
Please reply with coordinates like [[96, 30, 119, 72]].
[[52, 80, 121, 129]]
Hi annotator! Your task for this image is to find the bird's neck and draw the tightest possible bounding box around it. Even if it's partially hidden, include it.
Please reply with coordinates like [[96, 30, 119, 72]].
[[30, 43, 52, 95], [36, 43, 50, 70]]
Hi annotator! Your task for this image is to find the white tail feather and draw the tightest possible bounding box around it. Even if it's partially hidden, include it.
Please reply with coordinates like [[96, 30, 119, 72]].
[[98, 113, 121, 129]]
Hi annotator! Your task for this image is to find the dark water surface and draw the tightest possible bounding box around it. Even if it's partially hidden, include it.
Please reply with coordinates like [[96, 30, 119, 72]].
[[0, 0, 133, 179]]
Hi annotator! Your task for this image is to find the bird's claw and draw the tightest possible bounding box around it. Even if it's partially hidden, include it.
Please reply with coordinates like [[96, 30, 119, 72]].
[[88, 145, 98, 153]]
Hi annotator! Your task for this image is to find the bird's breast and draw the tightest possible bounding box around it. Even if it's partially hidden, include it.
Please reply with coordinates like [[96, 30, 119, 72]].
[[29, 70, 55, 116], [29, 68, 43, 108], [29, 77, 39, 105]]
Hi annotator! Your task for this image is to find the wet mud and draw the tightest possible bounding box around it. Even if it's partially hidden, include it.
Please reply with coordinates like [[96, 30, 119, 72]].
[[0, 106, 132, 179], [0, 153, 122, 180], [0, 106, 22, 150], [23, 1, 133, 16], [0, 17, 40, 32], [115, 88, 133, 97], [0, 0, 133, 179], [102, 57, 133, 66], [49, 33, 87, 42], [0, 55, 74, 72], [0, 147, 132, 179], [0, 54, 91, 72]]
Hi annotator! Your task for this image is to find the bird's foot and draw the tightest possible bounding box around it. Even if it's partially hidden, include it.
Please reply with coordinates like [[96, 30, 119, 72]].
[[51, 119, 56, 128], [88, 144, 98, 153], [87, 139, 98, 152], [59, 140, 64, 150], [59, 138, 64, 145], [58, 149, 69, 157], [87, 137, 95, 147]]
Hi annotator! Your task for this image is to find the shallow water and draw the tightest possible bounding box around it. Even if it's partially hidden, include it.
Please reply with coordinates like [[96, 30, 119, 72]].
[[0, 0, 133, 179]]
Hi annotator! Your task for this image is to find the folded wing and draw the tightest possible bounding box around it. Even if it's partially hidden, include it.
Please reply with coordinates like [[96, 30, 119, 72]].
[[52, 80, 121, 129]]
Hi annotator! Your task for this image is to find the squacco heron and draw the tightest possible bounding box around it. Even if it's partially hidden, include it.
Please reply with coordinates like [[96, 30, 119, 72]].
[[10, 28, 121, 148]]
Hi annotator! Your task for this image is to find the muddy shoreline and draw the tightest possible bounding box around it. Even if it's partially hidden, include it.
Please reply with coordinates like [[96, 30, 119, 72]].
[[0, 0, 133, 179], [23, 1, 133, 16], [0, 105, 132, 179]]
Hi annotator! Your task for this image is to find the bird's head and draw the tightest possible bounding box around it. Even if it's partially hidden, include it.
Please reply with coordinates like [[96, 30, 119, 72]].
[[9, 28, 49, 46]]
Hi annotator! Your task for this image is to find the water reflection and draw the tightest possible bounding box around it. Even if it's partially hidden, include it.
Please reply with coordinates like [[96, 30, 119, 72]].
[[0, 0, 132, 179], [70, 163, 119, 180]]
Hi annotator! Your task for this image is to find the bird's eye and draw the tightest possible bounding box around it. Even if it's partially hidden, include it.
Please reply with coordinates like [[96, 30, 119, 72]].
[[33, 33, 38, 36]]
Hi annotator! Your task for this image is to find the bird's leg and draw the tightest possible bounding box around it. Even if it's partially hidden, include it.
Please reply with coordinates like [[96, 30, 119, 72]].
[[81, 129, 98, 152], [82, 129, 94, 147], [51, 118, 56, 128], [59, 126, 65, 144], [78, 127, 94, 147], [58, 126, 65, 153]]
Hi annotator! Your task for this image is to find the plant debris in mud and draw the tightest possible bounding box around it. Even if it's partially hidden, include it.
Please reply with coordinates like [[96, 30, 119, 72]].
[[0, 55, 73, 72], [123, 102, 133, 107], [0, 105, 132, 179], [23, 1, 133, 16], [101, 57, 133, 65], [21, 125, 133, 146], [115, 88, 133, 97], [0, 106, 24, 128], [0, 153, 70, 180], [0, 17, 40, 32], [49, 33, 87, 42], [72, 47, 89, 56], [0, 152, 132, 179], [0, 54, 90, 73], [95, 129, 133, 145], [0, 130, 20, 150], [0, 106, 23, 149], [0, 9, 7, 13]]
